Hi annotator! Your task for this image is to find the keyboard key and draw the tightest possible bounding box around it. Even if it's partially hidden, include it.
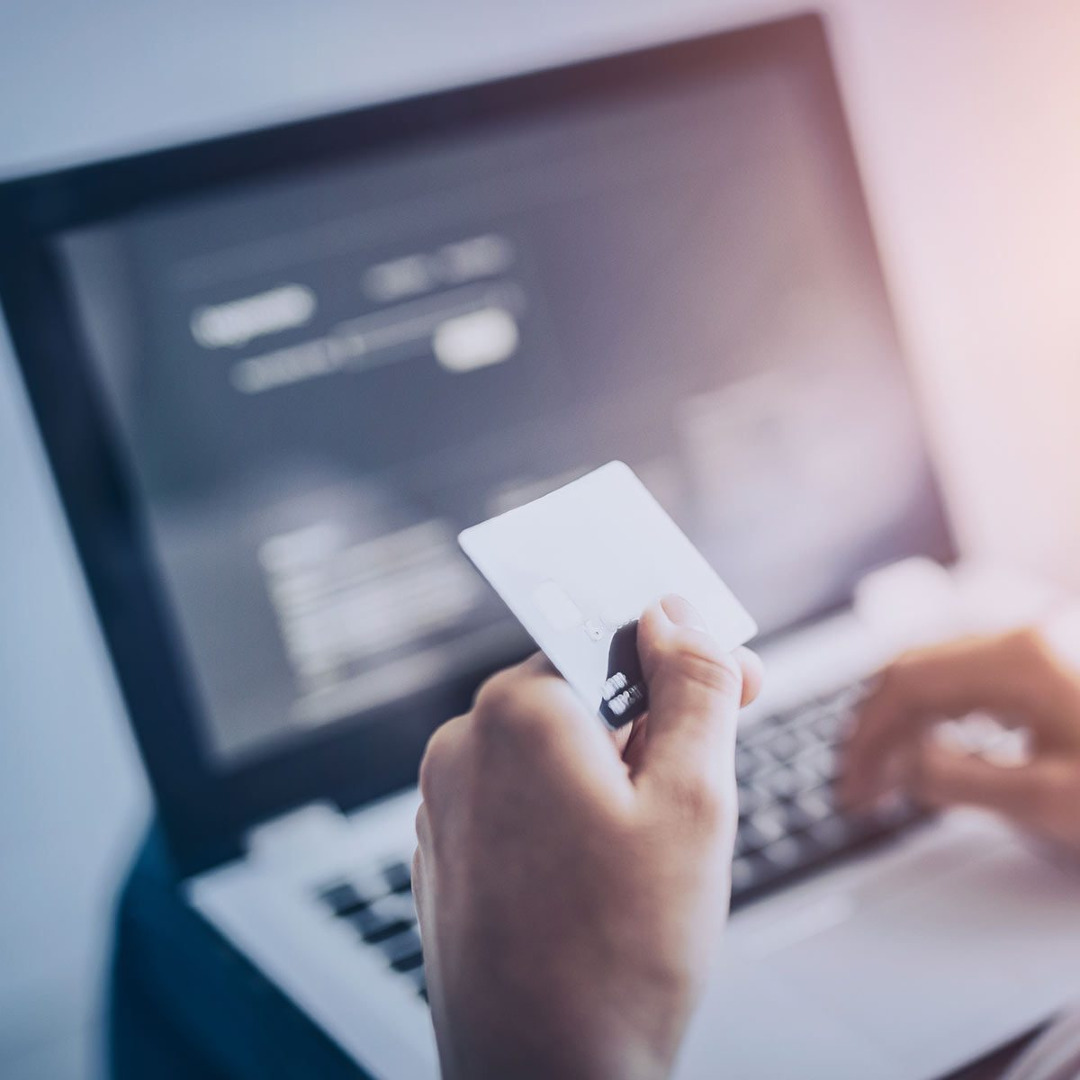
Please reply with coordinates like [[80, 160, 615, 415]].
[[736, 783, 768, 817], [808, 709, 844, 741], [383, 861, 413, 895], [776, 726, 815, 757], [759, 765, 802, 799], [787, 761, 822, 795], [731, 855, 760, 892], [392, 951, 425, 974], [379, 927, 424, 967], [380, 926, 421, 956], [747, 808, 786, 845], [788, 790, 832, 827], [829, 681, 871, 712], [740, 719, 780, 748], [765, 730, 801, 760], [346, 894, 417, 944], [319, 882, 373, 917], [761, 836, 803, 869], [735, 746, 761, 778], [781, 799, 816, 833], [346, 908, 412, 944], [797, 742, 836, 780]]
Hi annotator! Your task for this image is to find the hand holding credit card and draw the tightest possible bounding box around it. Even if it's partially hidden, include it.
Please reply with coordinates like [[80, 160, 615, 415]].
[[458, 461, 757, 727]]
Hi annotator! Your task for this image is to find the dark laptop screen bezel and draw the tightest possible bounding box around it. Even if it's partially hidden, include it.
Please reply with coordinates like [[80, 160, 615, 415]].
[[0, 12, 954, 875]]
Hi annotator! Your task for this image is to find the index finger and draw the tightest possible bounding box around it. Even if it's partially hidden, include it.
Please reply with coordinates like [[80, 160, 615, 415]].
[[470, 653, 633, 787], [840, 631, 1077, 807]]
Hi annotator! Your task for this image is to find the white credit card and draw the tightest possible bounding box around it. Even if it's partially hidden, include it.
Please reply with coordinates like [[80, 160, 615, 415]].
[[458, 461, 757, 727]]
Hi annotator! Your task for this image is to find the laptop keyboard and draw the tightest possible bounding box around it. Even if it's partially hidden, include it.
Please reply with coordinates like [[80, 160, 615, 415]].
[[319, 866, 428, 1000], [731, 680, 925, 906], [316, 679, 926, 1005]]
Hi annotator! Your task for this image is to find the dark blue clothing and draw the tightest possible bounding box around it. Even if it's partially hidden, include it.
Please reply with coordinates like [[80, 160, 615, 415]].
[[107, 824, 368, 1080]]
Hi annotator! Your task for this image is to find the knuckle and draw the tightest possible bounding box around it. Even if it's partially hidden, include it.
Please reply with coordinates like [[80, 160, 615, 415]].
[[873, 666, 898, 698], [473, 669, 525, 728], [873, 653, 924, 704], [506, 699, 564, 760], [1001, 627, 1059, 700], [882, 653, 917, 687], [413, 803, 428, 845], [662, 636, 743, 698], [1004, 626, 1050, 664], [418, 721, 456, 799], [472, 668, 560, 750]]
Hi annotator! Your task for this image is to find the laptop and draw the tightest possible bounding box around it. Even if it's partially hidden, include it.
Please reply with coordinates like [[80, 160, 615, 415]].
[[4, 11, 1080, 1079]]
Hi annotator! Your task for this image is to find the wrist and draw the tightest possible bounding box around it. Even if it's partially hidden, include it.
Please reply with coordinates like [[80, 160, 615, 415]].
[[439, 955, 688, 1080]]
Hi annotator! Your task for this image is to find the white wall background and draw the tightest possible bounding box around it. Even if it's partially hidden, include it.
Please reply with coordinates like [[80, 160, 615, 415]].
[[2, 1, 1080, 1077]]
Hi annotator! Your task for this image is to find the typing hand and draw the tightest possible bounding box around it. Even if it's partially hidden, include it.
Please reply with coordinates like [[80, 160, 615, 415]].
[[840, 629, 1080, 853], [412, 595, 762, 1080]]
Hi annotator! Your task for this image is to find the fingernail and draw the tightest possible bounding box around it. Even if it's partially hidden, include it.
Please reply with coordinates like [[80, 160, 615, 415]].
[[660, 594, 706, 630]]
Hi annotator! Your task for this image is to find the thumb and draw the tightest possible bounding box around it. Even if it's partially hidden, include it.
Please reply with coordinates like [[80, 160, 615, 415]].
[[633, 595, 757, 806]]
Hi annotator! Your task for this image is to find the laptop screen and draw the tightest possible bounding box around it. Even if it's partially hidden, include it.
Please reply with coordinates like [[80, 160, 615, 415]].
[[47, 24, 952, 774]]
